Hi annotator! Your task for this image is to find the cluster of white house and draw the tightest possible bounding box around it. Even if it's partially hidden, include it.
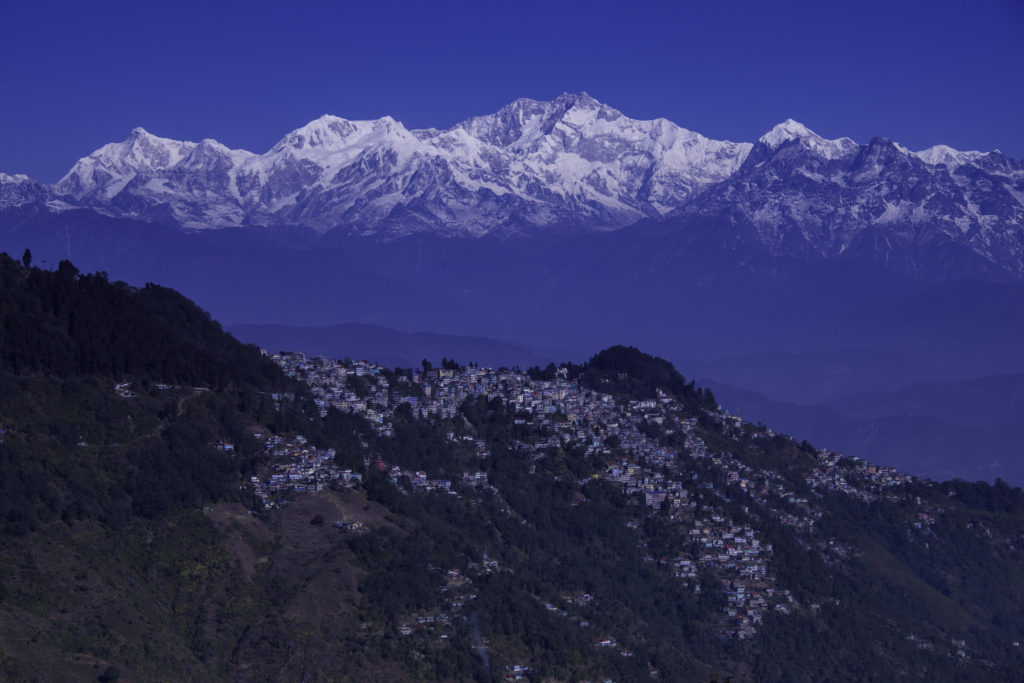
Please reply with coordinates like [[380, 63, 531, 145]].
[[268, 351, 929, 641]]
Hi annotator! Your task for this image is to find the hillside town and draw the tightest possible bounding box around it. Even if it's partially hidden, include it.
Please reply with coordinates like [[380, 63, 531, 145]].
[[260, 351, 924, 642]]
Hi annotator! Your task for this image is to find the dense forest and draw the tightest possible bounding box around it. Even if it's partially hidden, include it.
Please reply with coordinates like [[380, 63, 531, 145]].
[[0, 254, 1022, 681], [0, 252, 301, 536], [0, 252, 285, 389]]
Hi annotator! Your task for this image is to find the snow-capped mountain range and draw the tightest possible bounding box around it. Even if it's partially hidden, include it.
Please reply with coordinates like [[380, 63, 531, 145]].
[[3, 92, 1023, 275], [661, 119, 1024, 279], [43, 93, 751, 237]]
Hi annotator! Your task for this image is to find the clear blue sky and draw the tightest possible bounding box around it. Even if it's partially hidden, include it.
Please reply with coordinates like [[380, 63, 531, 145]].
[[2, 0, 1022, 182]]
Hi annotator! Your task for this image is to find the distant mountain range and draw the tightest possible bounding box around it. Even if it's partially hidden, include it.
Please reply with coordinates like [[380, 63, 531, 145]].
[[8, 92, 751, 238], [3, 92, 1023, 280], [705, 374, 1024, 485]]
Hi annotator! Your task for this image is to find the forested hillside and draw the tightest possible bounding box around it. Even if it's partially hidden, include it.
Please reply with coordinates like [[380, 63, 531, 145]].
[[1, 255, 1022, 682]]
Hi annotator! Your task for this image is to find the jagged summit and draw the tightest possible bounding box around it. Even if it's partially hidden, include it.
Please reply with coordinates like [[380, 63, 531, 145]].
[[557, 90, 600, 105], [454, 91, 627, 150], [55, 127, 198, 201], [673, 115, 1024, 277], [915, 144, 987, 168], [758, 118, 817, 147], [0, 172, 32, 183], [272, 114, 413, 153], [758, 119, 858, 160], [0, 171, 46, 208]]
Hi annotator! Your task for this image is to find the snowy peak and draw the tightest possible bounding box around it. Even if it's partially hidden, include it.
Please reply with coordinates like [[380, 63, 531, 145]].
[[553, 90, 602, 109], [105, 127, 196, 170], [0, 172, 46, 208], [453, 92, 626, 151], [271, 114, 415, 154], [758, 119, 857, 160], [547, 91, 623, 123], [55, 127, 198, 200], [915, 144, 987, 169], [759, 119, 816, 148], [182, 138, 250, 164], [0, 172, 33, 185]]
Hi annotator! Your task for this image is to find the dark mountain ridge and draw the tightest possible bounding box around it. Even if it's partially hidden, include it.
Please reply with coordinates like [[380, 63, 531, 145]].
[[705, 379, 1024, 485], [824, 373, 1024, 430]]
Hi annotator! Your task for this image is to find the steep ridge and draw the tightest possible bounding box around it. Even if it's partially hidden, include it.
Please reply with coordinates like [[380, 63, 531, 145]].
[[668, 121, 1024, 279]]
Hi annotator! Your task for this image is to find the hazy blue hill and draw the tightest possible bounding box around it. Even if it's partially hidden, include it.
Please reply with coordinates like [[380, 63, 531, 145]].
[[824, 374, 1024, 430], [705, 380, 1024, 485], [229, 322, 572, 369], [7, 205, 1024, 378], [695, 349, 947, 405], [0, 206, 482, 331]]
